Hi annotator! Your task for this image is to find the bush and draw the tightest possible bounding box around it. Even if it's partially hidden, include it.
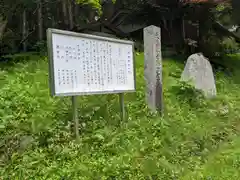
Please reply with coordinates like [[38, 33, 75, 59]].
[[0, 29, 19, 55], [201, 34, 239, 57], [220, 37, 239, 54], [32, 40, 47, 55]]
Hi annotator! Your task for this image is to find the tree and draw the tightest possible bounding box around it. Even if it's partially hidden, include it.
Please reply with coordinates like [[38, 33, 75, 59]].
[[0, 17, 7, 41], [0, 0, 114, 54], [232, 0, 240, 25], [75, 0, 105, 14]]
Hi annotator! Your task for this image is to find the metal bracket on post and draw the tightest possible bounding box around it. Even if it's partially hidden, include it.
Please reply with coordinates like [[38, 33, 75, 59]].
[[72, 96, 79, 139], [119, 93, 125, 122]]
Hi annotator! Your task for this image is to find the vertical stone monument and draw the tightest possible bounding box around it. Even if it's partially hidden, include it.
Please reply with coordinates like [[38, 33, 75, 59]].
[[144, 25, 163, 113]]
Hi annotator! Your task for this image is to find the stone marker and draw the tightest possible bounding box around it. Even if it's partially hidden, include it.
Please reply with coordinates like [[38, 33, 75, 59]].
[[143, 25, 163, 113], [181, 53, 217, 98]]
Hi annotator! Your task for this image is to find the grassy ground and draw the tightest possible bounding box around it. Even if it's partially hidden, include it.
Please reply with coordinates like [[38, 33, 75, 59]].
[[0, 53, 240, 179]]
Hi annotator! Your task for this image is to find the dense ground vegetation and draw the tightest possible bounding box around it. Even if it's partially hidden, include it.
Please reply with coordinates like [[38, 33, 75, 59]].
[[0, 53, 240, 179]]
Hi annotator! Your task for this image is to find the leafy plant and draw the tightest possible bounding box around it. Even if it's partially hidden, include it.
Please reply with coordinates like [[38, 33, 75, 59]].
[[1, 53, 240, 179], [221, 37, 239, 54], [32, 40, 47, 55], [171, 80, 206, 108]]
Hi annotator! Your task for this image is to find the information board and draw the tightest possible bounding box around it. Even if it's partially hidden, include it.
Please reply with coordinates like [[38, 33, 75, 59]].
[[47, 28, 135, 96]]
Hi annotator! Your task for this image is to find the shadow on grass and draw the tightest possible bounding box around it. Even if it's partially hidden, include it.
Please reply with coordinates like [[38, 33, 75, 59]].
[[211, 54, 240, 78], [0, 52, 40, 72]]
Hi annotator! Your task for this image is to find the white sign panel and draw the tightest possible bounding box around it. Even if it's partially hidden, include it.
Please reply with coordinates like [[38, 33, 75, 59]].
[[47, 29, 135, 96]]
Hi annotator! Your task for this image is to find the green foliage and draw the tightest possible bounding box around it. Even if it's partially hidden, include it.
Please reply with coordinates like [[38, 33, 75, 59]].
[[221, 37, 239, 54], [0, 29, 18, 54], [201, 32, 239, 57], [198, 1, 239, 57], [183, 138, 240, 179], [33, 40, 47, 55], [1, 53, 240, 178], [215, 2, 233, 26], [171, 81, 206, 108], [75, 0, 101, 11], [75, 0, 116, 14], [201, 33, 221, 57]]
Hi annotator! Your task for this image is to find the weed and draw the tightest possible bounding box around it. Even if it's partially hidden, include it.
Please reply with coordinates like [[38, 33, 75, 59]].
[[0, 53, 240, 179]]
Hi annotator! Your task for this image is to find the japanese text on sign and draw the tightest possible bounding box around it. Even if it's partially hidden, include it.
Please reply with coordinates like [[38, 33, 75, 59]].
[[47, 29, 135, 96]]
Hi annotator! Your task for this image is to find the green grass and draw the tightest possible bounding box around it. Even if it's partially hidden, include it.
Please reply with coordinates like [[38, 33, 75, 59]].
[[1, 53, 240, 179]]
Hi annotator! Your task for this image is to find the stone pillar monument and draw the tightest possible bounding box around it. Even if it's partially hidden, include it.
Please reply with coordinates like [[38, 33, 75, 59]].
[[144, 25, 163, 114]]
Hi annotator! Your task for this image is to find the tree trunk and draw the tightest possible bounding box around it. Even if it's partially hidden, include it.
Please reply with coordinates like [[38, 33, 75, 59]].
[[51, 16, 56, 28], [74, 2, 79, 26], [22, 10, 27, 51], [62, 0, 68, 28], [68, 0, 74, 29], [169, 18, 174, 49], [182, 18, 185, 40], [232, 0, 240, 24], [182, 17, 188, 54], [46, 3, 54, 28], [198, 20, 204, 53], [38, 0, 43, 41], [0, 17, 7, 41]]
